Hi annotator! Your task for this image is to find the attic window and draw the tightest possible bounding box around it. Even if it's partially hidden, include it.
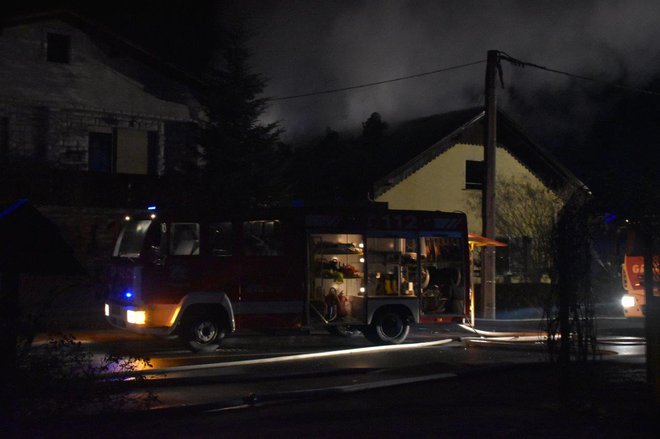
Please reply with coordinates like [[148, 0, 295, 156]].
[[47, 33, 70, 63], [465, 160, 484, 190]]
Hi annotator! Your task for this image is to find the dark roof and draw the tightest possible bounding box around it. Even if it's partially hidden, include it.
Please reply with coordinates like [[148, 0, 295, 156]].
[[373, 108, 589, 199], [0, 10, 204, 106]]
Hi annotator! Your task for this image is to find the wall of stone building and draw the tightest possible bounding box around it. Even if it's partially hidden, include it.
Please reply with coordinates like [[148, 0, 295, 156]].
[[48, 108, 164, 172], [0, 18, 193, 119], [0, 17, 200, 174], [1, 102, 200, 176], [0, 102, 168, 171], [0, 102, 47, 160]]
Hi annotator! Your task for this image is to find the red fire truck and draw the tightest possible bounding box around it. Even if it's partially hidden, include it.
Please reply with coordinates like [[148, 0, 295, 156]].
[[104, 206, 470, 351]]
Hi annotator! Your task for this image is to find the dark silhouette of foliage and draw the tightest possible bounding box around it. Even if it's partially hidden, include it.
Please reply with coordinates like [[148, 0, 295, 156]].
[[196, 22, 285, 208], [545, 194, 598, 369], [288, 113, 395, 205], [362, 112, 389, 149], [14, 333, 157, 420]]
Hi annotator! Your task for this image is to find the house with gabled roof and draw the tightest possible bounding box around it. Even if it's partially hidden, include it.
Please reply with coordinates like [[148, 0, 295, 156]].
[[0, 10, 202, 207], [0, 10, 205, 288], [372, 108, 589, 285]]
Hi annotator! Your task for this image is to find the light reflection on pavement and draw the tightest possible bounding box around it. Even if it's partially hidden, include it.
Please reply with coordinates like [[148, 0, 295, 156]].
[[31, 317, 646, 377], [27, 317, 648, 413]]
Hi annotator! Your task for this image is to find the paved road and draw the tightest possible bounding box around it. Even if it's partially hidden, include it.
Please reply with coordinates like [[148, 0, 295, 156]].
[[31, 316, 642, 412], [22, 316, 655, 438], [31, 317, 646, 374]]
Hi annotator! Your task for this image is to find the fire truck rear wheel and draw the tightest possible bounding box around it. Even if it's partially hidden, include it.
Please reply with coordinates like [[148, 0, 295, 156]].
[[365, 310, 410, 344], [181, 314, 226, 352]]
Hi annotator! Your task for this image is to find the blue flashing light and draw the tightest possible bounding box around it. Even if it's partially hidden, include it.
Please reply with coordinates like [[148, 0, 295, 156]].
[[123, 290, 134, 299], [147, 205, 157, 211], [604, 212, 618, 224]]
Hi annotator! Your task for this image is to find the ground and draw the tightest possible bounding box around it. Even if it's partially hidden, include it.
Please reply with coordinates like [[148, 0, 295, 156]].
[[7, 358, 659, 438]]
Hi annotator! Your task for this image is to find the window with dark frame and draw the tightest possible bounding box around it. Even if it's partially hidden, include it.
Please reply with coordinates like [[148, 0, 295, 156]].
[[243, 220, 282, 256], [88, 132, 113, 172], [170, 223, 200, 256], [89, 129, 159, 174], [465, 160, 484, 190], [47, 33, 71, 63]]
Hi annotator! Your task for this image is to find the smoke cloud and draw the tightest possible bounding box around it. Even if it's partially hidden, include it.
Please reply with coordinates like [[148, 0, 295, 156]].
[[235, 0, 660, 145]]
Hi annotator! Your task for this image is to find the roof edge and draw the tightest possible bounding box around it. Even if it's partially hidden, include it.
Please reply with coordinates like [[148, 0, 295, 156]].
[[1, 9, 205, 91], [373, 108, 590, 201], [373, 110, 485, 197]]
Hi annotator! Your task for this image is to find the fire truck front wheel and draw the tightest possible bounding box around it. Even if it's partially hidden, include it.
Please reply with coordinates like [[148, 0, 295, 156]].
[[364, 309, 410, 344], [180, 312, 226, 352]]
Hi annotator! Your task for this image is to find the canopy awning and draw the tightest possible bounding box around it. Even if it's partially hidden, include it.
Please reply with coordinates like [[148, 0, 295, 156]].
[[468, 233, 507, 248]]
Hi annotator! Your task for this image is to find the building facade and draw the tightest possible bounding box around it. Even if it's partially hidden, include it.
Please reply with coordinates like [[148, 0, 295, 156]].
[[373, 109, 588, 289], [0, 12, 203, 304], [0, 11, 200, 190]]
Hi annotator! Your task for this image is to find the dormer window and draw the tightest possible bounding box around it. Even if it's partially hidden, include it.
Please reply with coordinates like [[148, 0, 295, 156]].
[[47, 33, 70, 63]]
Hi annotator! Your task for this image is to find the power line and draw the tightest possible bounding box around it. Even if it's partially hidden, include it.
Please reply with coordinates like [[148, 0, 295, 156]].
[[270, 59, 486, 101], [498, 51, 660, 98], [270, 52, 660, 103]]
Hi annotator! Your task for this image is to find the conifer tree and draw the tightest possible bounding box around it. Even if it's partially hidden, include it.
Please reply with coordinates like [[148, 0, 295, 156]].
[[197, 23, 284, 208]]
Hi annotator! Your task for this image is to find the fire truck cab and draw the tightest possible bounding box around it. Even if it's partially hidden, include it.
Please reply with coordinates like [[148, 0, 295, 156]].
[[104, 206, 470, 351]]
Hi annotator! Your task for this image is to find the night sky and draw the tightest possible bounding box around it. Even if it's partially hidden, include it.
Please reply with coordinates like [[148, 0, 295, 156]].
[[5, 0, 660, 212]]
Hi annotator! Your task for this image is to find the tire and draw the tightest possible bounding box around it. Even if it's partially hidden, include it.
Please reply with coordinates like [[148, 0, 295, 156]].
[[327, 325, 361, 338], [364, 310, 410, 344], [181, 313, 225, 352]]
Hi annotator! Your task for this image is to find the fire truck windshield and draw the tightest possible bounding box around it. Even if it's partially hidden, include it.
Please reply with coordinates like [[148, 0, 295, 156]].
[[113, 220, 152, 258]]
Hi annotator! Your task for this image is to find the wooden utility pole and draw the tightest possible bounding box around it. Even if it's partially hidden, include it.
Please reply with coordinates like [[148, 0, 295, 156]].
[[481, 50, 498, 319]]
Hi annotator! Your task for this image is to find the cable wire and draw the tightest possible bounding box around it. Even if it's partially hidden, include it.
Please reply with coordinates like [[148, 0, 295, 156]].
[[270, 59, 487, 101], [498, 51, 660, 97]]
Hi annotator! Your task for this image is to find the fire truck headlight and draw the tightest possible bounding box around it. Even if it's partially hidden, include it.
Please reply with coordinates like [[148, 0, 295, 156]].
[[621, 295, 636, 308], [127, 309, 146, 325]]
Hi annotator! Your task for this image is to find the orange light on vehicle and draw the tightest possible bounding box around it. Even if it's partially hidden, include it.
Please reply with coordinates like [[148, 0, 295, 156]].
[[169, 306, 181, 326], [127, 309, 146, 325]]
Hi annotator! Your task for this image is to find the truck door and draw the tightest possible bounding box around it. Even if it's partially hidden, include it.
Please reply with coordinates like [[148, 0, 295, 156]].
[[204, 221, 240, 300], [162, 222, 203, 300], [237, 219, 305, 329]]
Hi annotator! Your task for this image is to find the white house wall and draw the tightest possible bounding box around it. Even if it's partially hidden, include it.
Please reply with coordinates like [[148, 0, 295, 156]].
[[375, 143, 551, 233]]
